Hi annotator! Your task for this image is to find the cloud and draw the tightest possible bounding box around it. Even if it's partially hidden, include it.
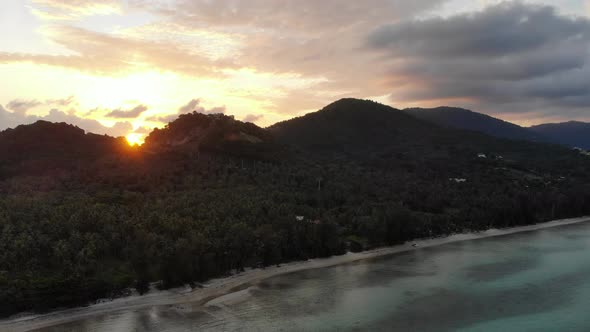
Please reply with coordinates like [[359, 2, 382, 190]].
[[43, 108, 133, 136], [46, 95, 77, 107], [0, 105, 132, 137], [30, 0, 121, 18], [5, 96, 77, 116], [368, 3, 590, 58], [176, 98, 226, 115], [157, 0, 446, 32], [106, 104, 148, 119], [204, 106, 226, 114], [0, 105, 26, 129], [178, 98, 201, 114], [2, 0, 447, 119], [0, 25, 232, 77], [4, 0, 588, 127], [6, 99, 42, 114], [242, 114, 264, 123], [146, 113, 180, 124], [147, 99, 226, 124], [132, 126, 153, 134], [365, 2, 590, 116]]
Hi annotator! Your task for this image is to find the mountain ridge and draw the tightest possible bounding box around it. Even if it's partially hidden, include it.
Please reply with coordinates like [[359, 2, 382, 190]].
[[404, 106, 547, 142], [530, 121, 590, 150]]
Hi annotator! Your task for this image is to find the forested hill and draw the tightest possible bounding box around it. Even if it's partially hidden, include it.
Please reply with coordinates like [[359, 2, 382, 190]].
[[143, 111, 286, 161], [1, 98, 590, 317], [530, 121, 590, 150], [269, 98, 435, 154], [404, 106, 545, 142], [270, 99, 581, 175], [0, 120, 131, 177]]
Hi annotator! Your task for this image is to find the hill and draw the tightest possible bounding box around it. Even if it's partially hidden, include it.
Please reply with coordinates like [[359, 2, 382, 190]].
[[144, 112, 285, 161], [270, 98, 434, 153], [404, 106, 545, 142], [270, 99, 578, 173], [0, 120, 130, 177], [530, 121, 590, 150]]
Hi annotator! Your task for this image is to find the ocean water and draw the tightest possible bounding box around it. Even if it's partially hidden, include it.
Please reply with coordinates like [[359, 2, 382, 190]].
[[25, 222, 590, 331]]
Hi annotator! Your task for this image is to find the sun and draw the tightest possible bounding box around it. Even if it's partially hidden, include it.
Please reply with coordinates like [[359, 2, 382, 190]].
[[126, 133, 145, 146]]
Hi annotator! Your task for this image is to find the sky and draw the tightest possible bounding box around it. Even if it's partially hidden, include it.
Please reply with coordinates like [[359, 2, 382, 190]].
[[1, 0, 589, 143]]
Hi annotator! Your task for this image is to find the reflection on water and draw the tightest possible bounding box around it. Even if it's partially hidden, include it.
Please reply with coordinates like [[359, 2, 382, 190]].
[[30, 222, 590, 331]]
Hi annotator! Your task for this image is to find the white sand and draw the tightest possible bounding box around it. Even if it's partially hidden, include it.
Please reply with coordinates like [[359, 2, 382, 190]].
[[1, 216, 588, 332]]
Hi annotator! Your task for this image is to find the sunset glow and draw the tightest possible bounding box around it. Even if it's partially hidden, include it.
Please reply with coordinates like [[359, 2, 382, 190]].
[[1, 0, 590, 137], [125, 133, 145, 146]]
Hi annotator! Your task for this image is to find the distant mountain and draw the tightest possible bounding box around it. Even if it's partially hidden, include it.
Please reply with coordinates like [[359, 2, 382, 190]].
[[404, 107, 545, 142], [269, 98, 436, 155], [269, 98, 586, 182], [530, 121, 590, 150], [143, 112, 285, 160]]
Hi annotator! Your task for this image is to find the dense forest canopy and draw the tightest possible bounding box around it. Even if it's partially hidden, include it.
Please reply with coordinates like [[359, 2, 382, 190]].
[[1, 98, 589, 317]]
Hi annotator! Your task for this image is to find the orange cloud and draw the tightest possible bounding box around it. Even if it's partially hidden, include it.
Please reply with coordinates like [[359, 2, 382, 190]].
[[0, 25, 234, 77], [30, 0, 121, 17]]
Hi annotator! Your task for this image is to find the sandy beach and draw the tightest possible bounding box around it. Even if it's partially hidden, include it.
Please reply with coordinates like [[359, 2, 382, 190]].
[[2, 216, 589, 332]]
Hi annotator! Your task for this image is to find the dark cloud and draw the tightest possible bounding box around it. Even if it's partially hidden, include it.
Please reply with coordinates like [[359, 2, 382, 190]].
[[106, 104, 148, 118], [366, 2, 590, 116], [368, 3, 590, 58], [242, 114, 264, 123], [6, 99, 42, 114]]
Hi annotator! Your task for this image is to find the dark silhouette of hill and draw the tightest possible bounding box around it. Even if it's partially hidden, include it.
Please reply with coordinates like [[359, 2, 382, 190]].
[[143, 112, 285, 160], [269, 98, 438, 156], [404, 106, 545, 142], [530, 121, 590, 150], [269, 99, 574, 171], [0, 120, 130, 177]]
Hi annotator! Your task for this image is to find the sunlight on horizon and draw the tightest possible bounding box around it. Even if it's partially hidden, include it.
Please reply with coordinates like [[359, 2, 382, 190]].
[[125, 133, 145, 146], [1, 0, 589, 137]]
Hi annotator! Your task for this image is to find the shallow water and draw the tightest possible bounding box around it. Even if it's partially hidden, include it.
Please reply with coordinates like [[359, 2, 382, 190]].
[[27, 222, 590, 331]]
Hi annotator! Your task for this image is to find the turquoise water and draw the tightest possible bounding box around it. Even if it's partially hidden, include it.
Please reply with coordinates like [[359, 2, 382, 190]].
[[26, 222, 590, 331]]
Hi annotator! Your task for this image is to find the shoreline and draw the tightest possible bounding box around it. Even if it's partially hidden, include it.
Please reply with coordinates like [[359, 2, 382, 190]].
[[2, 216, 589, 331]]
